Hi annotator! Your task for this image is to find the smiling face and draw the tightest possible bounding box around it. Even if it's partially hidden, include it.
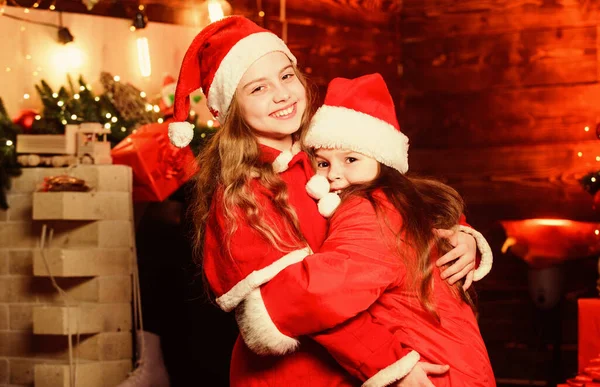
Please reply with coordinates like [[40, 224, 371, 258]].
[[315, 148, 380, 191], [235, 51, 307, 150]]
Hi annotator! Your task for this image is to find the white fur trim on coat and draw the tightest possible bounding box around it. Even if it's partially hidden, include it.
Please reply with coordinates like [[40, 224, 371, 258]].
[[208, 32, 297, 122], [168, 121, 194, 148], [236, 288, 300, 355], [458, 225, 493, 281], [305, 105, 409, 174], [318, 192, 341, 217], [362, 350, 420, 387], [215, 246, 312, 312], [272, 142, 302, 173], [306, 174, 330, 200]]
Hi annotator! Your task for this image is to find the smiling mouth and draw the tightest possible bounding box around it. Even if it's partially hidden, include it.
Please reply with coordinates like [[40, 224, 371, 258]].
[[270, 103, 297, 119]]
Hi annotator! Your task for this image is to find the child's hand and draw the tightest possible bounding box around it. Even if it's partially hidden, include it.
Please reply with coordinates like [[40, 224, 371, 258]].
[[393, 362, 449, 387], [434, 229, 477, 290]]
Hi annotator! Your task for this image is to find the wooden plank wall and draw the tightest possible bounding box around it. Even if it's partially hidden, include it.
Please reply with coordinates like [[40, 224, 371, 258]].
[[399, 2, 600, 382], [400, 1, 600, 225]]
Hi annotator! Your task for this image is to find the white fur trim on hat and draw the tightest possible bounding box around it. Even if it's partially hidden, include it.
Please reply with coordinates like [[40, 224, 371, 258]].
[[168, 121, 194, 148], [215, 246, 312, 312], [362, 350, 421, 387], [208, 31, 297, 122], [236, 288, 300, 355], [305, 105, 409, 174], [458, 225, 493, 281], [318, 192, 341, 217], [306, 174, 330, 200]]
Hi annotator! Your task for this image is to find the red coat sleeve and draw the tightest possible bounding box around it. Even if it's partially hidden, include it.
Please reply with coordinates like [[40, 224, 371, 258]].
[[235, 197, 420, 384]]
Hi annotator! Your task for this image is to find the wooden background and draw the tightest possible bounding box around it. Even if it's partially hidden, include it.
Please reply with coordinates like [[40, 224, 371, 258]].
[[9, 0, 600, 384]]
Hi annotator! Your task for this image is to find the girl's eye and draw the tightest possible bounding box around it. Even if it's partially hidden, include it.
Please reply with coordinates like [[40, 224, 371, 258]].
[[317, 161, 329, 168], [345, 157, 357, 163], [282, 73, 295, 81], [251, 86, 265, 94]]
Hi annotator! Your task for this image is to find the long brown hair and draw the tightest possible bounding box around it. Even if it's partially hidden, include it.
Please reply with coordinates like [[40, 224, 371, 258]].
[[340, 165, 476, 321], [189, 66, 317, 265]]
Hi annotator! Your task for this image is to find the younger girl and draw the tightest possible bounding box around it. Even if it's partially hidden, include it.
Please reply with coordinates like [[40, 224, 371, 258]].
[[168, 16, 491, 386], [235, 73, 495, 386]]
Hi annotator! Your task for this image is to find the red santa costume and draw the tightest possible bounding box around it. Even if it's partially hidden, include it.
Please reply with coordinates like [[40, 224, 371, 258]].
[[167, 17, 435, 386], [168, 17, 494, 387], [234, 74, 496, 386]]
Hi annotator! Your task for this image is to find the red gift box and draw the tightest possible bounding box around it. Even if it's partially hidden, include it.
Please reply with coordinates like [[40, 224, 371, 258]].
[[111, 123, 198, 202], [579, 298, 600, 373]]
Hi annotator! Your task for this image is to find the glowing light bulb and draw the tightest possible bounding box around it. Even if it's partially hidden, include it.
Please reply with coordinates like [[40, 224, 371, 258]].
[[71, 114, 77, 120], [111, 116, 118, 123], [140, 91, 146, 98], [585, 126, 590, 132], [157, 118, 164, 124], [595, 229, 599, 236], [57, 101, 64, 107], [578, 152, 583, 157], [207, 119, 214, 127], [35, 115, 41, 120], [104, 123, 111, 129], [136, 37, 152, 77], [106, 113, 112, 119], [114, 75, 120, 82], [6, 140, 13, 146], [61, 119, 67, 125], [73, 93, 80, 99], [24, 8, 30, 13], [153, 105, 160, 113], [23, 93, 30, 100], [52, 93, 58, 98], [80, 86, 86, 91], [49, 4, 55, 10], [121, 127, 127, 132], [94, 97, 100, 102]]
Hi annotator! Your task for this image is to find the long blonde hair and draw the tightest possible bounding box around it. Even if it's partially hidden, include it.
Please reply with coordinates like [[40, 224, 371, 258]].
[[190, 66, 317, 265]]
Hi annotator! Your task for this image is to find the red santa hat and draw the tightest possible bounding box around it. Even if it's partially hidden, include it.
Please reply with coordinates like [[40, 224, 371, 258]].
[[304, 73, 409, 173], [168, 16, 296, 148]]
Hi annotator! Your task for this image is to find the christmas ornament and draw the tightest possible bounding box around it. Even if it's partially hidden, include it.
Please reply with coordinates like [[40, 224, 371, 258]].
[[12, 109, 38, 133], [160, 75, 176, 116]]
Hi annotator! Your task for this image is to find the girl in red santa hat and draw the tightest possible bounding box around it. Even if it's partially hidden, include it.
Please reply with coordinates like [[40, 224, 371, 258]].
[[168, 16, 492, 386], [234, 73, 495, 386]]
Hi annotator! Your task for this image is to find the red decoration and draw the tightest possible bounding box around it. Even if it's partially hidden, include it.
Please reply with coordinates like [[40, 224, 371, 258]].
[[111, 123, 198, 202], [500, 219, 600, 269], [12, 109, 38, 133]]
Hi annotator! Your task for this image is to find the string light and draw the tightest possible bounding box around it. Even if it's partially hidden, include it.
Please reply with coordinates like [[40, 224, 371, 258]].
[[578, 152, 583, 157], [23, 8, 29, 13], [114, 75, 120, 82], [80, 86, 86, 91], [35, 115, 41, 120], [5, 67, 10, 72], [153, 105, 160, 113], [94, 97, 100, 102], [52, 93, 58, 98], [105, 113, 112, 119], [57, 100, 64, 107], [104, 123, 111, 129], [258, 11, 265, 17], [23, 93, 30, 99], [6, 140, 13, 146], [121, 127, 127, 132], [61, 119, 67, 124], [71, 114, 77, 119], [73, 93, 80, 99], [157, 118, 164, 124], [49, 4, 55, 10], [585, 126, 590, 132], [111, 116, 118, 123], [207, 119, 214, 127], [592, 177, 597, 183], [140, 91, 146, 98], [33, 2, 39, 7], [596, 229, 600, 236]]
